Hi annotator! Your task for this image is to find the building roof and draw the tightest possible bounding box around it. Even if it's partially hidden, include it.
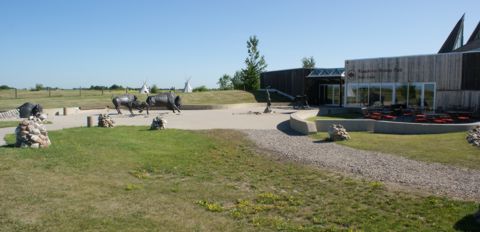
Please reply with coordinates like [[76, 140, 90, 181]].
[[307, 68, 345, 78], [438, 15, 465, 53]]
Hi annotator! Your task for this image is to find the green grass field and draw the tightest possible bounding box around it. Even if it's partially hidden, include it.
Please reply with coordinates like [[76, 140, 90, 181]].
[[0, 90, 290, 111], [0, 121, 22, 128], [312, 131, 480, 170], [0, 127, 478, 231]]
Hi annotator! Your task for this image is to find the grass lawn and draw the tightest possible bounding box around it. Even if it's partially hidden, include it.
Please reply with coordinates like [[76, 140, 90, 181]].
[[0, 90, 290, 111], [307, 114, 363, 122], [0, 120, 52, 129], [0, 127, 478, 231], [0, 121, 22, 128], [312, 131, 480, 170]]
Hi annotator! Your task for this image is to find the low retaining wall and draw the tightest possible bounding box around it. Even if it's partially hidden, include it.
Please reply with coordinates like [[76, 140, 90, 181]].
[[79, 103, 291, 111], [289, 110, 318, 135], [315, 119, 375, 132], [315, 119, 480, 134], [372, 121, 480, 134]]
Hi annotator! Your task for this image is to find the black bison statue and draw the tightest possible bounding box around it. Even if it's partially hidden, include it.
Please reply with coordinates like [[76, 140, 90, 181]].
[[18, 102, 43, 118], [145, 92, 181, 114], [112, 94, 145, 115]]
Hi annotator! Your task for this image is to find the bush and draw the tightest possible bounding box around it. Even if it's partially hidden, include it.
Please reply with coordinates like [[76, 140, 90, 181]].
[[150, 84, 159, 93], [109, 84, 124, 90], [31, 83, 44, 91], [0, 85, 13, 90], [193, 85, 208, 92]]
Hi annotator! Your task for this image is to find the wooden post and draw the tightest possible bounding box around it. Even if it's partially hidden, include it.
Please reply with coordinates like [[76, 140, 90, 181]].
[[79, 87, 82, 96], [48, 87, 51, 97], [87, 116, 95, 127], [15, 88, 17, 99], [125, 87, 128, 94], [101, 88, 104, 95], [63, 107, 68, 116]]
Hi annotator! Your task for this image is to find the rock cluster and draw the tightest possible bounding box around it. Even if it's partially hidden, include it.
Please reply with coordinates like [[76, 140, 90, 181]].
[[466, 126, 480, 147], [150, 116, 167, 130], [98, 114, 115, 128], [15, 115, 51, 148], [327, 124, 351, 141]]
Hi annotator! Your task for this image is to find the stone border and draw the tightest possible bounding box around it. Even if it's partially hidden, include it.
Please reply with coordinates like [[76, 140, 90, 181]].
[[289, 111, 480, 135], [289, 110, 318, 135]]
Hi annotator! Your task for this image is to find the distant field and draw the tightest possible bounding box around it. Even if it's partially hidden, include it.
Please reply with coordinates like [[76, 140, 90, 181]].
[[0, 90, 290, 111]]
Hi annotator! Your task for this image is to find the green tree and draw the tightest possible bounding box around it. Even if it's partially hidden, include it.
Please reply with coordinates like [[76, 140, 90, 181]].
[[217, 74, 233, 90], [302, 56, 316, 69], [231, 70, 244, 90], [150, 84, 159, 93], [242, 36, 267, 91], [33, 83, 44, 91]]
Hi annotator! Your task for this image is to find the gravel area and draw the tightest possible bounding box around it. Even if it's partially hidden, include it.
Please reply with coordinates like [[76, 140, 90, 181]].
[[243, 129, 480, 201]]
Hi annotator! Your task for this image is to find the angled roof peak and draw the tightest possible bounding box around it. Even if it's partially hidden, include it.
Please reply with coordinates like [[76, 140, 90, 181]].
[[438, 15, 465, 53], [467, 21, 480, 43]]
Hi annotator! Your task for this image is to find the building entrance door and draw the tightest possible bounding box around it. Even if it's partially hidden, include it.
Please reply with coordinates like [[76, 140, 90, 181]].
[[320, 84, 340, 105]]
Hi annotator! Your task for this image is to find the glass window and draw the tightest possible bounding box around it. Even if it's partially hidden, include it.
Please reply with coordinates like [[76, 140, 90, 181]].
[[369, 84, 381, 106], [381, 84, 394, 106], [395, 83, 408, 105], [326, 85, 334, 104], [358, 84, 369, 106], [408, 83, 422, 109], [346, 84, 357, 105], [424, 83, 435, 111], [333, 85, 340, 105]]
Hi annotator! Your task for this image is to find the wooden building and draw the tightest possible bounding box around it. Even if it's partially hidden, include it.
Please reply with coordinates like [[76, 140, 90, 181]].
[[260, 68, 344, 105], [344, 15, 480, 112]]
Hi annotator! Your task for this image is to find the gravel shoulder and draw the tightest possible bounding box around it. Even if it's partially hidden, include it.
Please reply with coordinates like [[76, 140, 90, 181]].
[[243, 129, 480, 202]]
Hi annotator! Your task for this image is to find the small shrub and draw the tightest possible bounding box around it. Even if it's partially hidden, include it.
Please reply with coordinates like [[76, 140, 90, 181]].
[[369, 181, 384, 189], [125, 183, 142, 191], [196, 200, 224, 212], [193, 85, 208, 92]]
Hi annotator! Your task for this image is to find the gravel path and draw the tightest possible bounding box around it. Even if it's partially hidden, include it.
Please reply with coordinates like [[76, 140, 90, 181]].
[[243, 129, 480, 201]]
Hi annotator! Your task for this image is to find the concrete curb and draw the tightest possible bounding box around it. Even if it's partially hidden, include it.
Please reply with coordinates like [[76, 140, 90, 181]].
[[289, 110, 318, 135]]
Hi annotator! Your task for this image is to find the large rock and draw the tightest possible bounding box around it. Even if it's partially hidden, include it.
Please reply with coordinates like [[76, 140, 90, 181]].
[[328, 124, 351, 141], [150, 116, 167, 130], [98, 114, 115, 128], [466, 126, 480, 147], [15, 115, 51, 148]]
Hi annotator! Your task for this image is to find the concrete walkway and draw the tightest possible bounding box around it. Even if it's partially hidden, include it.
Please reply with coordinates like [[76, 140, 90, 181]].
[[0, 106, 295, 146]]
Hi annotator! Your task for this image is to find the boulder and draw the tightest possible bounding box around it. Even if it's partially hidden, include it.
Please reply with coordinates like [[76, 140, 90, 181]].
[[150, 116, 167, 130], [466, 126, 480, 147], [328, 124, 351, 141], [15, 116, 51, 148], [98, 114, 115, 128]]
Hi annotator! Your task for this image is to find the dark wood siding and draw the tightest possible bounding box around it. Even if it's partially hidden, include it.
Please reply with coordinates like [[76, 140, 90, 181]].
[[462, 53, 480, 90], [260, 68, 312, 97]]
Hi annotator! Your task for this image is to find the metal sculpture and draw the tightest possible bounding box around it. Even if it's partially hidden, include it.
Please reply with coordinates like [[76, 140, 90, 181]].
[[145, 92, 182, 114], [264, 86, 272, 113], [112, 94, 145, 115], [18, 102, 43, 118]]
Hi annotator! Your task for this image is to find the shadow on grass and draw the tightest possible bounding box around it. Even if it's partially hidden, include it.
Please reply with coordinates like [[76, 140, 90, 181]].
[[0, 143, 16, 149], [453, 212, 480, 231]]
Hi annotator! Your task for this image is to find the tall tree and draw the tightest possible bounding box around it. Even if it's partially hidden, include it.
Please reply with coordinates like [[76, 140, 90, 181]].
[[242, 36, 267, 91], [231, 70, 244, 90], [217, 74, 233, 90], [302, 56, 316, 69]]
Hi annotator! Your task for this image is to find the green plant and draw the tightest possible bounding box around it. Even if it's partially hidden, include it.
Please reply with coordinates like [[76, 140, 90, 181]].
[[242, 35, 267, 91], [193, 85, 208, 92]]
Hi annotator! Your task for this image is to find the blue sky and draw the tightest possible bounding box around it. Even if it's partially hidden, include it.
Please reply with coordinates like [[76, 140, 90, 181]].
[[0, 0, 479, 89]]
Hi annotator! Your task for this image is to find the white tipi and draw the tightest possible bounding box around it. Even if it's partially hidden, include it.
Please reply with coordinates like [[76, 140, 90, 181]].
[[183, 78, 192, 93], [139, 82, 150, 94]]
